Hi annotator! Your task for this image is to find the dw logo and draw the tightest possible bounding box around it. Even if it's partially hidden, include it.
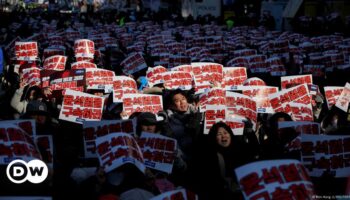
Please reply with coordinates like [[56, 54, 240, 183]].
[[6, 159, 48, 184]]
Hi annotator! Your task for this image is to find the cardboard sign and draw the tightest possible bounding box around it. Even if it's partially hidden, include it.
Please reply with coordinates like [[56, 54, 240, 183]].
[[301, 134, 350, 177], [0, 120, 36, 138], [303, 65, 325, 77], [235, 159, 314, 200], [290, 102, 314, 121], [146, 66, 167, 87], [85, 68, 115, 92], [0, 123, 41, 164], [15, 41, 38, 61], [43, 55, 67, 71], [191, 62, 223, 94], [95, 132, 145, 173], [71, 61, 97, 69], [42, 48, 65, 61], [281, 75, 313, 90], [59, 89, 104, 124], [121, 52, 148, 75], [243, 77, 266, 86], [324, 86, 343, 109], [226, 57, 248, 67], [36, 135, 54, 168], [150, 189, 198, 200], [242, 86, 278, 113], [170, 64, 192, 73], [204, 105, 226, 134], [83, 119, 136, 158], [74, 39, 95, 58], [22, 67, 41, 87], [226, 92, 257, 124], [112, 76, 138, 103], [335, 82, 350, 112], [247, 55, 267, 73], [122, 94, 163, 117], [223, 67, 247, 91], [268, 84, 311, 114], [49, 69, 85, 93], [278, 121, 320, 151], [138, 132, 177, 173], [168, 55, 191, 68], [225, 118, 245, 136], [163, 71, 193, 90], [199, 88, 226, 112]]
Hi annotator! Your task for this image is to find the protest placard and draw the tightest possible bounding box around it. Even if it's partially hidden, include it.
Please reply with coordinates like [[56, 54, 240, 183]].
[[168, 55, 191, 68], [281, 74, 313, 89], [247, 55, 267, 73], [74, 39, 95, 58], [268, 84, 311, 114], [243, 77, 266, 86], [163, 71, 193, 90], [199, 88, 226, 112], [95, 133, 145, 173], [112, 76, 138, 103], [85, 68, 115, 92], [278, 121, 320, 151], [191, 62, 223, 94], [49, 69, 85, 93], [42, 48, 65, 61], [225, 118, 245, 136], [59, 89, 104, 124], [83, 119, 136, 158], [226, 92, 257, 124], [223, 67, 247, 91], [303, 65, 325, 77], [123, 94, 163, 117], [301, 134, 350, 177], [71, 61, 97, 69], [204, 105, 226, 134], [170, 64, 193, 73], [138, 132, 177, 173], [15, 41, 38, 61], [235, 159, 314, 200], [43, 55, 67, 71], [35, 135, 54, 168], [146, 66, 167, 87], [324, 86, 344, 109], [150, 189, 198, 200], [120, 52, 148, 75], [21, 67, 41, 87], [242, 86, 278, 113], [290, 102, 314, 121], [335, 82, 350, 112], [0, 123, 41, 164]]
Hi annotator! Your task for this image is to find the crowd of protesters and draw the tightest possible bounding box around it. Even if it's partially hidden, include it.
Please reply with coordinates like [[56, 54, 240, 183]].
[[0, 6, 350, 200]]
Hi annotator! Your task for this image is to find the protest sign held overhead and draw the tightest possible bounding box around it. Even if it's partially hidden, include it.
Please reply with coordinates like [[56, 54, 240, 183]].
[[43, 55, 67, 71], [226, 91, 257, 124], [204, 105, 226, 134], [324, 86, 344, 109], [122, 94, 163, 117], [146, 66, 167, 87], [15, 41, 38, 61], [112, 76, 138, 103], [83, 119, 136, 158], [223, 67, 247, 91], [49, 69, 85, 94], [191, 62, 223, 94], [335, 82, 350, 112], [59, 89, 104, 124], [138, 132, 177, 174], [242, 86, 278, 113], [121, 52, 148, 75], [71, 61, 97, 69], [74, 39, 95, 58], [95, 132, 145, 173], [85, 68, 115, 92], [163, 71, 193, 90], [281, 74, 313, 90]]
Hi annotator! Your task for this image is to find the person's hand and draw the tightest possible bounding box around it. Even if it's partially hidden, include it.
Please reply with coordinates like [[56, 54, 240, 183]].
[[42, 87, 52, 98], [120, 111, 129, 119], [19, 78, 28, 88], [96, 167, 106, 185]]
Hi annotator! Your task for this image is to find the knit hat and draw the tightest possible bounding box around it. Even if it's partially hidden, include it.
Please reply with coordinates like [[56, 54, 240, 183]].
[[25, 100, 49, 116], [137, 112, 158, 126]]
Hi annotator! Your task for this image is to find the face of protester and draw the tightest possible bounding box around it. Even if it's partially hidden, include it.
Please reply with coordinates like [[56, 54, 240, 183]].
[[172, 93, 189, 112], [141, 125, 157, 133], [216, 127, 231, 148]]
